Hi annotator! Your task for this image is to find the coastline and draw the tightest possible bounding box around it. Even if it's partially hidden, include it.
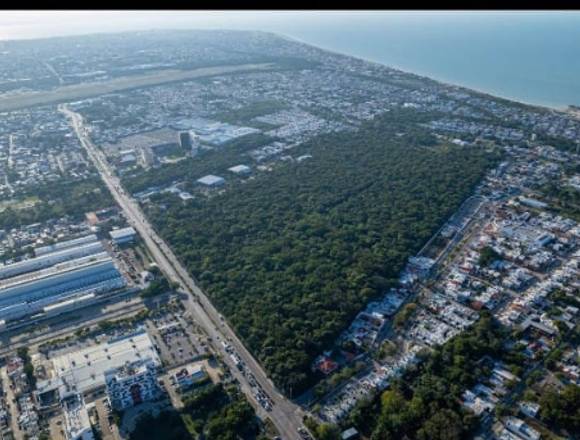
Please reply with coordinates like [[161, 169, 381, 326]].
[[279, 32, 569, 114], [0, 28, 574, 116]]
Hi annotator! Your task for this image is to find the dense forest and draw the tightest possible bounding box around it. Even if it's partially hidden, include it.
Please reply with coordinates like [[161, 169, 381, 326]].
[[145, 111, 502, 395], [0, 176, 113, 229]]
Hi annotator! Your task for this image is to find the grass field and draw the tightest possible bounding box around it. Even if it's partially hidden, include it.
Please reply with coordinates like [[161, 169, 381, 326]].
[[0, 196, 40, 213]]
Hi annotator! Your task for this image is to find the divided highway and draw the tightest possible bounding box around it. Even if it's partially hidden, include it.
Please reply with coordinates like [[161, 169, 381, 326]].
[[60, 105, 307, 440]]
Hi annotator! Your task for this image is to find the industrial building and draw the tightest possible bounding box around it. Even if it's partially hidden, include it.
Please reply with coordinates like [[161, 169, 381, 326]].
[[109, 227, 137, 245], [170, 118, 259, 146], [197, 175, 225, 187], [34, 234, 99, 257], [49, 331, 161, 396], [105, 359, 160, 410], [0, 254, 125, 322], [228, 164, 251, 175], [0, 241, 104, 280]]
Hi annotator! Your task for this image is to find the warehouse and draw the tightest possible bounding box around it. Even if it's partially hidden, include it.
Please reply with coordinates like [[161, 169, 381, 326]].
[[0, 241, 104, 280], [109, 227, 137, 245], [0, 255, 125, 321], [34, 234, 99, 257], [228, 164, 251, 175], [50, 331, 161, 396], [197, 174, 225, 187]]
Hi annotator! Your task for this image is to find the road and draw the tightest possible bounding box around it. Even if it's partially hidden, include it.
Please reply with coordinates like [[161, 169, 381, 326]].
[[61, 105, 307, 440], [43, 61, 65, 85]]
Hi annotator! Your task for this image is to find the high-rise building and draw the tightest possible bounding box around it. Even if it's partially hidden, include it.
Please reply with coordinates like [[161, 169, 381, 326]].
[[105, 359, 159, 411], [179, 131, 192, 150]]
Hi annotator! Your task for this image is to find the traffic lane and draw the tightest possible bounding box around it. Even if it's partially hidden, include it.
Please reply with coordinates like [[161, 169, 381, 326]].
[[66, 109, 304, 440]]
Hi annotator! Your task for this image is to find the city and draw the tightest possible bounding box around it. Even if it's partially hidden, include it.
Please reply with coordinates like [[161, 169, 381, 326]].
[[0, 24, 577, 440]]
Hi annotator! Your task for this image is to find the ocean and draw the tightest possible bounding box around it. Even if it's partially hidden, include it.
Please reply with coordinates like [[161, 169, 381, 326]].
[[2, 11, 580, 110], [273, 12, 580, 110]]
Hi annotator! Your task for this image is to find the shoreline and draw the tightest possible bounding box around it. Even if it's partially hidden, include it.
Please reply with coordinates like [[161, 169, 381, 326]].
[[0, 28, 574, 116], [279, 33, 570, 114]]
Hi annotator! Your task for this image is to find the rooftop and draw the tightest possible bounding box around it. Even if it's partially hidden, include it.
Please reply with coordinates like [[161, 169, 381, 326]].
[[197, 175, 225, 186], [109, 227, 137, 240], [51, 330, 160, 395]]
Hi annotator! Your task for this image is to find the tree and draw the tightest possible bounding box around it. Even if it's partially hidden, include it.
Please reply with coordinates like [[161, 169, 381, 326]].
[[539, 384, 580, 436], [316, 424, 341, 440], [417, 410, 464, 440], [137, 108, 500, 394], [478, 246, 500, 267]]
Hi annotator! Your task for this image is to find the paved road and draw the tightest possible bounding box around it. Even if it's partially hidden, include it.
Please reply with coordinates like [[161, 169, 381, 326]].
[[61, 105, 306, 440]]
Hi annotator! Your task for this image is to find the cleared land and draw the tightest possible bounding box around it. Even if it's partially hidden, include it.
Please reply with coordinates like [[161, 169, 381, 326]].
[[0, 63, 275, 112]]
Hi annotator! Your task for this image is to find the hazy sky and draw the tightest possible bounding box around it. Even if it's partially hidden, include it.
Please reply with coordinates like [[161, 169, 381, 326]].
[[0, 10, 573, 41]]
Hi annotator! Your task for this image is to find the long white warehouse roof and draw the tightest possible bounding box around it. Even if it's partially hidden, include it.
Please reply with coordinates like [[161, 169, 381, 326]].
[[109, 227, 136, 240], [52, 331, 160, 394], [0, 252, 110, 290], [0, 241, 104, 280], [35, 234, 98, 257]]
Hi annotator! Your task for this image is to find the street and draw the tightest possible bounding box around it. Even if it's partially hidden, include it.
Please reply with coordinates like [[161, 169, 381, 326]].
[[60, 104, 307, 440]]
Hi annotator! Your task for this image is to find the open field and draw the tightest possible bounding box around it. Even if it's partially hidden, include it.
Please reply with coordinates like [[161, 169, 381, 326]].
[[0, 63, 275, 112], [0, 196, 40, 212]]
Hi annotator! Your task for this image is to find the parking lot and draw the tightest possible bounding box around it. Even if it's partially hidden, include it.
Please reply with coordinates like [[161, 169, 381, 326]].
[[145, 312, 207, 368], [94, 398, 121, 440]]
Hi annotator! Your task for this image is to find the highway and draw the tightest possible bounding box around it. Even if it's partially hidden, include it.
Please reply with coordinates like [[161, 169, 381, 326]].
[[60, 104, 307, 440]]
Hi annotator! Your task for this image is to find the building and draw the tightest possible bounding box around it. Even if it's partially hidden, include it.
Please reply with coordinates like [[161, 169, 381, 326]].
[[105, 359, 159, 410], [197, 175, 225, 187], [0, 241, 104, 280], [341, 428, 359, 440], [140, 147, 157, 168], [109, 227, 137, 245], [228, 164, 251, 175], [42, 293, 97, 318], [179, 131, 192, 150], [519, 401, 540, 418], [190, 132, 201, 158], [172, 364, 208, 391], [34, 234, 99, 257], [503, 417, 541, 440], [50, 331, 160, 396], [62, 394, 94, 440], [0, 255, 125, 322], [118, 150, 137, 168], [519, 197, 548, 210], [170, 118, 259, 146]]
